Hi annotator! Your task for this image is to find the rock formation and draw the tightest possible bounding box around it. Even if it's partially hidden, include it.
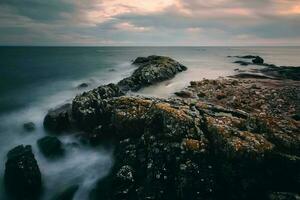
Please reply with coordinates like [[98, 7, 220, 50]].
[[4, 145, 42, 199]]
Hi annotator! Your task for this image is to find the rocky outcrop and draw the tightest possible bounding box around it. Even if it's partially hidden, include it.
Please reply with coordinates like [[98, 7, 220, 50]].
[[72, 83, 125, 131], [44, 56, 187, 133], [44, 103, 72, 132], [88, 80, 299, 199], [37, 136, 64, 158], [117, 55, 187, 91], [42, 56, 299, 200], [4, 145, 42, 199], [232, 55, 300, 81]]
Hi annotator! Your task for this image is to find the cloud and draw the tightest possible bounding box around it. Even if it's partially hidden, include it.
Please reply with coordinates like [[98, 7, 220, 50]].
[[114, 22, 151, 32], [0, 0, 299, 45]]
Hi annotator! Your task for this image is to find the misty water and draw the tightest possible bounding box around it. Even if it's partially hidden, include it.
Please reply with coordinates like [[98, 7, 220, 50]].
[[0, 46, 299, 199]]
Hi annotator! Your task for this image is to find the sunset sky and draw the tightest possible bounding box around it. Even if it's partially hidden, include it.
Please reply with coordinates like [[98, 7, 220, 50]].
[[0, 0, 299, 46]]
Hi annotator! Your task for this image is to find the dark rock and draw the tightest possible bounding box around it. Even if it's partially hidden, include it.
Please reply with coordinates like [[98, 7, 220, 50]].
[[44, 103, 72, 132], [268, 192, 300, 200], [118, 55, 187, 92], [4, 145, 42, 199], [72, 83, 125, 131], [37, 136, 64, 158], [77, 83, 89, 89], [23, 122, 36, 132], [292, 114, 300, 121], [51, 185, 79, 200], [252, 56, 264, 64], [174, 90, 193, 98], [234, 60, 250, 66], [229, 73, 272, 79], [260, 66, 300, 81], [237, 55, 258, 59]]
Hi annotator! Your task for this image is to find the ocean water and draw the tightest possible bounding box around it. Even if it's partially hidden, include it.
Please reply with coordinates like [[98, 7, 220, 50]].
[[0, 46, 299, 199]]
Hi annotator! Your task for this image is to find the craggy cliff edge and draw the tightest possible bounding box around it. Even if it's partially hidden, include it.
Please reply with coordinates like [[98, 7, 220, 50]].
[[4, 55, 300, 200]]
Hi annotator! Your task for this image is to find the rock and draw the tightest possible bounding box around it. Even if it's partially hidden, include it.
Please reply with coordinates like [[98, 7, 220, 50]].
[[237, 55, 258, 59], [268, 192, 300, 200], [252, 56, 264, 64], [51, 185, 79, 200], [23, 122, 36, 132], [37, 136, 64, 158], [234, 60, 250, 66], [44, 103, 72, 132], [77, 83, 89, 89], [229, 73, 272, 79], [174, 90, 193, 98], [118, 55, 187, 91], [4, 145, 42, 199], [72, 83, 125, 131]]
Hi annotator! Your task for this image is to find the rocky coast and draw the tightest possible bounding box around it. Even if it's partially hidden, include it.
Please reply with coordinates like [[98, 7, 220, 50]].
[[4, 55, 300, 200]]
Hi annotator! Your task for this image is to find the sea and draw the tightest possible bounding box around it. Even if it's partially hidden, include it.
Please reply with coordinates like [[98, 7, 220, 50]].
[[0, 46, 299, 199]]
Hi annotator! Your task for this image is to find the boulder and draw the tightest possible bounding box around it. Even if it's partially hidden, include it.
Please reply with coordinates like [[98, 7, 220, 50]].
[[118, 55, 187, 91], [44, 103, 72, 132], [252, 56, 264, 64], [37, 136, 64, 158], [4, 145, 42, 199], [23, 122, 36, 132]]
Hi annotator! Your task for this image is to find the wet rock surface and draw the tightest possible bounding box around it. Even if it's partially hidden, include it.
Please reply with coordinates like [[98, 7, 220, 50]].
[[42, 55, 300, 200], [117, 55, 187, 91], [37, 136, 64, 158], [231, 55, 300, 81], [44, 103, 72, 132], [4, 145, 42, 199]]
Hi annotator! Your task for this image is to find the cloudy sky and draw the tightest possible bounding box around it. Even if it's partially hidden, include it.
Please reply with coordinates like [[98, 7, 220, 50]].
[[0, 0, 299, 46]]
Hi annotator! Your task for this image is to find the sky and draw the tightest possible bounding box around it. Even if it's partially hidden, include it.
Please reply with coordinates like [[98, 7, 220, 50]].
[[0, 0, 300, 46]]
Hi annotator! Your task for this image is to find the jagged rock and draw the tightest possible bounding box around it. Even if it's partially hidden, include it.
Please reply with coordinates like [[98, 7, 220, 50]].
[[72, 83, 125, 131], [252, 56, 264, 64], [44, 103, 72, 132], [51, 185, 79, 200], [118, 55, 187, 91], [4, 145, 42, 199], [37, 136, 64, 158], [23, 122, 36, 132]]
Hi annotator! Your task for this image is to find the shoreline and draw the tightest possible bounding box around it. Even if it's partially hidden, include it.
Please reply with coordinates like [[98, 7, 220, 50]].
[[3, 55, 300, 200]]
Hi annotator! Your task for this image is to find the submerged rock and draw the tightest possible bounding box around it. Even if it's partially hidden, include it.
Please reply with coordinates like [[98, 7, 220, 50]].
[[4, 145, 42, 199], [44, 103, 72, 132], [37, 136, 64, 158], [23, 122, 36, 132], [118, 55, 187, 91]]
